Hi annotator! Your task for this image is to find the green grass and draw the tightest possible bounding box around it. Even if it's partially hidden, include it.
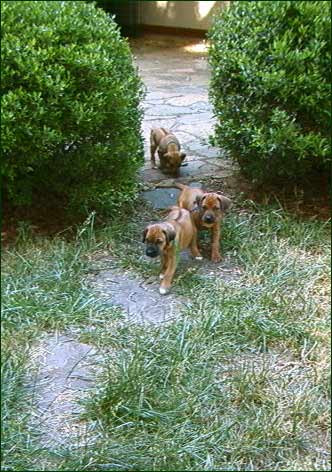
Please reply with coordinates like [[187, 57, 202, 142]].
[[1, 216, 120, 470], [1, 201, 330, 470]]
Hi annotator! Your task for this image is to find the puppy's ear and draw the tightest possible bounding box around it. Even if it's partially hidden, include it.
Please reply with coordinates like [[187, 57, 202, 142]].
[[180, 152, 186, 161], [163, 227, 176, 245], [195, 194, 205, 207], [217, 195, 231, 212], [142, 227, 148, 243]]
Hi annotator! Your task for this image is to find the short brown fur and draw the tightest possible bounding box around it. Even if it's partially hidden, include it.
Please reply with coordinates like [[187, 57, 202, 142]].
[[150, 128, 186, 176], [176, 184, 231, 263], [143, 206, 201, 294]]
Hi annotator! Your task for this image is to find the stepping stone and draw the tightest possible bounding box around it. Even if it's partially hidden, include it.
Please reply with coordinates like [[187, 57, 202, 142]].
[[175, 123, 216, 140], [179, 160, 220, 177], [141, 182, 202, 209], [185, 142, 222, 158], [93, 269, 188, 324], [146, 91, 182, 101], [139, 167, 167, 183], [167, 94, 208, 106], [146, 104, 197, 116], [176, 112, 214, 124], [92, 256, 242, 327], [189, 101, 213, 113], [26, 334, 101, 448]]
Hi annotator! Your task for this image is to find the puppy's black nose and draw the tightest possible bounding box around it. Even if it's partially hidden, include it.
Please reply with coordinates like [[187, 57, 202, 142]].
[[204, 214, 215, 223], [146, 247, 159, 258]]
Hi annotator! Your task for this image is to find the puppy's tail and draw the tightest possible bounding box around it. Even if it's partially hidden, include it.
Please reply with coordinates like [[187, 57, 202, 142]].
[[173, 182, 188, 190], [155, 181, 188, 190]]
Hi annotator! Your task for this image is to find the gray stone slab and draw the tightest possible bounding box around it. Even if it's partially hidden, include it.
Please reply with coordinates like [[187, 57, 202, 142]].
[[176, 112, 214, 124], [167, 94, 208, 107], [139, 167, 168, 182], [92, 254, 242, 326], [141, 182, 202, 209], [175, 122, 216, 139], [92, 255, 242, 327], [26, 334, 101, 448], [178, 160, 216, 177], [146, 104, 199, 116], [189, 101, 213, 113], [142, 187, 180, 209], [186, 142, 222, 158], [94, 270, 188, 324], [146, 91, 182, 101]]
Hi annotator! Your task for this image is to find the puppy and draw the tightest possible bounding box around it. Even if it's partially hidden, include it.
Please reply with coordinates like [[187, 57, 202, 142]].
[[143, 206, 202, 294], [150, 127, 186, 175], [176, 184, 231, 263]]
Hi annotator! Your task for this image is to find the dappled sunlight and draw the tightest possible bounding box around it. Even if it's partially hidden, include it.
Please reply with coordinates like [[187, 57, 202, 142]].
[[156, 1, 168, 9], [151, 1, 229, 26], [197, 1, 216, 20], [183, 40, 209, 54]]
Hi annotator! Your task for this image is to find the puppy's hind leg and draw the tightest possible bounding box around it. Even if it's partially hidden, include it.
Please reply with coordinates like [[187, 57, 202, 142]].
[[150, 131, 158, 169], [190, 231, 203, 260], [160, 253, 168, 280], [211, 224, 221, 263], [159, 252, 176, 295]]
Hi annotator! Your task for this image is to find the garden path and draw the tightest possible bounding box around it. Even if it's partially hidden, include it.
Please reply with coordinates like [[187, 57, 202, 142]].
[[22, 37, 327, 470], [134, 34, 235, 189], [93, 34, 240, 323], [90, 34, 241, 323], [26, 34, 240, 451]]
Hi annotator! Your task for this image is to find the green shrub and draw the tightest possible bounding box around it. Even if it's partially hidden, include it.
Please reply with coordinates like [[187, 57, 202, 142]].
[[1, 0, 144, 214], [209, 1, 331, 184]]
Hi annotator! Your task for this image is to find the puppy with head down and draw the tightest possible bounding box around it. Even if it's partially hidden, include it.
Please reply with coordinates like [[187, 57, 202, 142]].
[[143, 206, 201, 294], [176, 183, 231, 263], [150, 127, 186, 176]]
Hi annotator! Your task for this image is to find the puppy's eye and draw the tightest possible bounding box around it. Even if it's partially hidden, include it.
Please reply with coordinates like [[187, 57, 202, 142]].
[[214, 206, 219, 210], [156, 239, 162, 244], [202, 206, 207, 210]]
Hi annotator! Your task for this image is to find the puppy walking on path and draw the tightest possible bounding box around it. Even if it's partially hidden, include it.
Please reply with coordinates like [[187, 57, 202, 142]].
[[143, 206, 202, 294], [150, 127, 186, 175], [176, 184, 231, 263]]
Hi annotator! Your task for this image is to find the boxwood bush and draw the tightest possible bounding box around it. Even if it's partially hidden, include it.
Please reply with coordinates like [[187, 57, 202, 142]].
[[1, 0, 144, 214], [209, 1, 331, 184]]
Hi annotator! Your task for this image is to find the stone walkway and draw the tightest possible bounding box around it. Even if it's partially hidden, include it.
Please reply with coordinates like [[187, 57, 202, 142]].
[[26, 35, 242, 456], [91, 35, 241, 324], [26, 333, 100, 449], [130, 34, 236, 188]]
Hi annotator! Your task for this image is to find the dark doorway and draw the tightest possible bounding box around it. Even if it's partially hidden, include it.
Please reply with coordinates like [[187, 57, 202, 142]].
[[94, 1, 142, 37]]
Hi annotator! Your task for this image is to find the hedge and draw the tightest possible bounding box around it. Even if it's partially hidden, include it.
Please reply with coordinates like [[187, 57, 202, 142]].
[[209, 1, 331, 184], [1, 1, 144, 213]]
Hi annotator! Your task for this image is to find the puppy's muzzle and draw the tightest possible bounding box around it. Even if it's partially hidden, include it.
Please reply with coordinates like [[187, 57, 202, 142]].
[[203, 214, 215, 224], [145, 244, 160, 258]]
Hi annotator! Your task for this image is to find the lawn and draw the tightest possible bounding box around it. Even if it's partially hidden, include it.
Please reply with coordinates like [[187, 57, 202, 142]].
[[1, 198, 330, 471]]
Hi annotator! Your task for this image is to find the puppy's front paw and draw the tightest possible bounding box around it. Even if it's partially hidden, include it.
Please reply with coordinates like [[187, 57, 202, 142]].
[[211, 254, 222, 263], [195, 256, 203, 261], [159, 273, 164, 280], [159, 286, 169, 295]]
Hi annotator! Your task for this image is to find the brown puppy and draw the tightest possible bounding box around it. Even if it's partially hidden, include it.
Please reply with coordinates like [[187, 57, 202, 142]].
[[143, 206, 202, 294], [150, 127, 186, 175], [176, 184, 231, 263]]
